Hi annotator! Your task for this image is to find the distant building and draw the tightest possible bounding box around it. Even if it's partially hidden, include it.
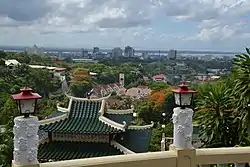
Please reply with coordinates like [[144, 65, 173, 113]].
[[203, 55, 213, 61], [5, 59, 20, 69], [125, 87, 152, 99], [26, 45, 44, 55], [54, 68, 67, 77], [81, 49, 89, 58], [168, 50, 177, 60], [119, 73, 125, 87], [142, 52, 149, 59], [92, 47, 100, 54], [152, 74, 167, 82], [124, 46, 135, 57], [72, 59, 98, 63], [112, 47, 123, 57]]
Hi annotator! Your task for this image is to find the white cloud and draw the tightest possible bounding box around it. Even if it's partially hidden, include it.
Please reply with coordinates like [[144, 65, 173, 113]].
[[0, 0, 249, 50]]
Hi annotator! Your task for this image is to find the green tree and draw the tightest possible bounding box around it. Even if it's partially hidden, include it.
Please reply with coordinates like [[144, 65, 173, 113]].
[[232, 48, 250, 138], [0, 51, 7, 59], [149, 123, 173, 151], [195, 82, 239, 147], [149, 81, 168, 92], [0, 121, 13, 167], [0, 98, 19, 125], [27, 69, 61, 98]]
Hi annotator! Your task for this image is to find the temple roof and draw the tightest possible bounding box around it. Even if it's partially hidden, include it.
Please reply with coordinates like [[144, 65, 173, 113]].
[[38, 141, 123, 162], [39, 100, 123, 133], [39, 94, 154, 134]]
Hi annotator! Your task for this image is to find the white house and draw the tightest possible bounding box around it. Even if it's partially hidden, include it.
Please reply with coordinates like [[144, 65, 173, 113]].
[[5, 59, 21, 68]]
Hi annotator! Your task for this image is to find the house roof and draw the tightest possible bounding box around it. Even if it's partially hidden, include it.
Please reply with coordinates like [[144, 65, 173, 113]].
[[125, 87, 151, 98], [152, 74, 166, 79], [5, 59, 20, 66], [38, 141, 123, 162], [55, 67, 66, 71], [39, 100, 122, 133]]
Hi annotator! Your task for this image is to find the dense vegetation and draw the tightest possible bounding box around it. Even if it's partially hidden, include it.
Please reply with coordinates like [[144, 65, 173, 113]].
[[0, 49, 246, 166]]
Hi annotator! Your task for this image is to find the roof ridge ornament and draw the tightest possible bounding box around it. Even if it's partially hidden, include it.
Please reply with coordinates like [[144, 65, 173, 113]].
[[65, 93, 111, 101]]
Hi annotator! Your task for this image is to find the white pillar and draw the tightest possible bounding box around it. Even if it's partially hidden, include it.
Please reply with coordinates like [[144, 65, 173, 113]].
[[13, 116, 39, 166], [172, 107, 193, 149], [161, 133, 166, 151]]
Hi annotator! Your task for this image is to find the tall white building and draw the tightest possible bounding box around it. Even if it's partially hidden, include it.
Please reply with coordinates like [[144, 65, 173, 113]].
[[112, 47, 123, 57], [26, 45, 44, 55], [124, 46, 135, 57], [168, 49, 177, 60]]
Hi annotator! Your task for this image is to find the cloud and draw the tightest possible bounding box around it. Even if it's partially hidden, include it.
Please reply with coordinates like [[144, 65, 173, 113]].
[[159, 0, 250, 41], [0, 0, 51, 21], [0, 0, 249, 50]]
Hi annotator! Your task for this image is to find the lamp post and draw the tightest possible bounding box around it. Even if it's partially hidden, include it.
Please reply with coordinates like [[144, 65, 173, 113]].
[[11, 87, 41, 167], [170, 82, 197, 149], [161, 112, 166, 151], [133, 112, 138, 124]]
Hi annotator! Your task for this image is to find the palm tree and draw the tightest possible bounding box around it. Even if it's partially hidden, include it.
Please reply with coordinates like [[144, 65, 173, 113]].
[[195, 82, 239, 147], [232, 48, 250, 139]]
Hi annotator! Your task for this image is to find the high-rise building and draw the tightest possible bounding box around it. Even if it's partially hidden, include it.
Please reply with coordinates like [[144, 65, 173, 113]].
[[168, 49, 177, 60], [111, 47, 123, 57], [92, 47, 100, 54], [124, 46, 135, 57], [26, 45, 44, 55], [81, 49, 89, 58]]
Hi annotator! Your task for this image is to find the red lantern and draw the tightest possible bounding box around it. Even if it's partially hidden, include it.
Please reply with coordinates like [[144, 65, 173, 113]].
[[12, 87, 41, 118], [171, 82, 197, 109]]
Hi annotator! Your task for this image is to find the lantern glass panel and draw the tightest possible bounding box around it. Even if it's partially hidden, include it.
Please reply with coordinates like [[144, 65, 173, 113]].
[[174, 93, 180, 105], [180, 93, 193, 106], [19, 99, 36, 114]]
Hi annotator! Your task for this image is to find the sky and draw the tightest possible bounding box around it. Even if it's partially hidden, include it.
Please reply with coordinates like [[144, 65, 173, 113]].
[[0, 0, 249, 51]]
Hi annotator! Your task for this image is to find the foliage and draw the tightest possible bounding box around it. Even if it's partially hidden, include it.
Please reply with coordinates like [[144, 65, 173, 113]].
[[70, 68, 95, 97], [149, 81, 168, 92], [148, 90, 168, 110], [149, 123, 173, 151], [0, 121, 13, 167], [0, 52, 65, 166], [0, 98, 19, 125], [108, 96, 133, 110], [232, 48, 250, 135], [195, 82, 239, 147]]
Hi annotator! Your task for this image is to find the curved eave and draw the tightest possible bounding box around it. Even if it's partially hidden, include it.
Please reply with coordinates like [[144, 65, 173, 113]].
[[110, 140, 135, 154], [65, 93, 111, 101], [39, 114, 68, 126], [128, 121, 154, 130], [106, 108, 134, 115], [99, 116, 126, 131]]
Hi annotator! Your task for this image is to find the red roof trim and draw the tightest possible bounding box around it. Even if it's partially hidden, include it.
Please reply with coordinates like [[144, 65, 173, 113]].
[[153, 74, 166, 79]]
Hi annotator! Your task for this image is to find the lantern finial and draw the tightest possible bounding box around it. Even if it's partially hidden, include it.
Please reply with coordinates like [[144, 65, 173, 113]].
[[171, 82, 197, 108], [12, 87, 41, 118]]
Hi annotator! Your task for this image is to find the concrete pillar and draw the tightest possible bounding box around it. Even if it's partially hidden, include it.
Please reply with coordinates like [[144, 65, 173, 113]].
[[13, 116, 39, 167], [235, 163, 246, 167], [161, 133, 166, 151], [170, 107, 196, 167], [172, 107, 193, 149]]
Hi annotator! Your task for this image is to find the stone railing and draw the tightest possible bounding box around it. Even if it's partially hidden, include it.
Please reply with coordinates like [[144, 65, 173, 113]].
[[37, 146, 250, 167], [12, 107, 250, 167]]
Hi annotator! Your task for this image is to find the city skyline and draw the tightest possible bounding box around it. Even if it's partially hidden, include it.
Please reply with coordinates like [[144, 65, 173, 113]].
[[0, 0, 249, 51]]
